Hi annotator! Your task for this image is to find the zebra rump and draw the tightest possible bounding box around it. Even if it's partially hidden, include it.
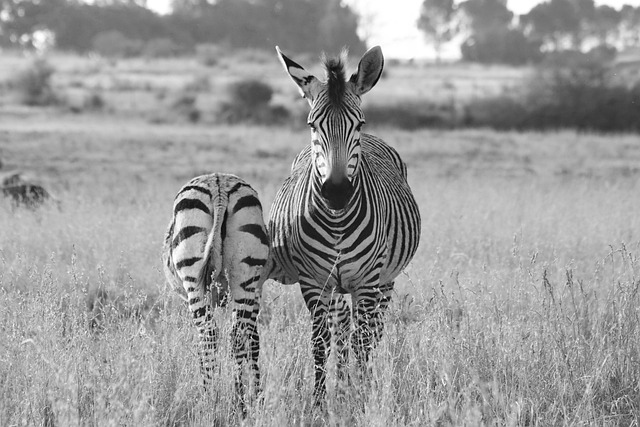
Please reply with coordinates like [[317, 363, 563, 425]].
[[162, 172, 269, 404]]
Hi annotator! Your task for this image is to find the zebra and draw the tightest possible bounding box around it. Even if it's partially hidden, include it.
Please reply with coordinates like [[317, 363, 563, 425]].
[[268, 46, 421, 401], [163, 173, 269, 406]]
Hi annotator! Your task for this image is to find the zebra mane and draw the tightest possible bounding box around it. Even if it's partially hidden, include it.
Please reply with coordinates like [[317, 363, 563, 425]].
[[322, 49, 348, 106]]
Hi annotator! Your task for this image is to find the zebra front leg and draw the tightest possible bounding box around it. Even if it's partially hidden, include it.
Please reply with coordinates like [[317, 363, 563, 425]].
[[329, 294, 351, 385], [300, 281, 332, 404], [352, 282, 393, 377]]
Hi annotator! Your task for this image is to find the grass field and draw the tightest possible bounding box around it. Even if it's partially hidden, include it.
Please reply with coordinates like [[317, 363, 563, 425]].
[[0, 50, 528, 123], [1, 51, 639, 425], [1, 111, 639, 426]]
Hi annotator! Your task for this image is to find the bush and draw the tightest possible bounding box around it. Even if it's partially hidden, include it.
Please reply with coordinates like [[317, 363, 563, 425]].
[[92, 31, 143, 58], [68, 90, 106, 114], [364, 101, 456, 130], [232, 48, 273, 65], [461, 29, 542, 66], [170, 92, 200, 123], [527, 56, 640, 131], [217, 79, 289, 125], [183, 74, 211, 93], [464, 56, 640, 132], [463, 96, 528, 130], [143, 38, 183, 58], [229, 79, 273, 107], [13, 58, 58, 106], [195, 43, 224, 67], [84, 91, 106, 111]]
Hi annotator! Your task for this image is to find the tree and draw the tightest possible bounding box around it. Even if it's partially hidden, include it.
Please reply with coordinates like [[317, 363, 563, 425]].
[[521, 0, 580, 51], [458, 0, 539, 64], [417, 0, 459, 63], [620, 5, 640, 47], [520, 0, 598, 51], [590, 5, 621, 47], [0, 0, 67, 47], [348, 0, 381, 47], [459, 0, 513, 37], [170, 0, 212, 15], [318, 0, 366, 54], [0, 0, 366, 55], [93, 0, 148, 6], [460, 28, 541, 65], [570, 0, 596, 49]]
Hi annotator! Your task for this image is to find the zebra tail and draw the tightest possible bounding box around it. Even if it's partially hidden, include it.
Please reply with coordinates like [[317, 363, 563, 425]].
[[198, 192, 227, 291]]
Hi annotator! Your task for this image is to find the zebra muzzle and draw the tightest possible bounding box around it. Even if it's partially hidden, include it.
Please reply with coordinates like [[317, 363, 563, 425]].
[[321, 178, 353, 210]]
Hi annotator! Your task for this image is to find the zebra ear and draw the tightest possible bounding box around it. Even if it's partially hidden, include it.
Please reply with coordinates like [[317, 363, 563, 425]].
[[350, 46, 384, 96], [276, 46, 321, 102]]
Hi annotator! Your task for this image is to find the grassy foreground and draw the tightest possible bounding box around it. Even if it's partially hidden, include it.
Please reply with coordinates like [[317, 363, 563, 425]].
[[1, 115, 639, 425]]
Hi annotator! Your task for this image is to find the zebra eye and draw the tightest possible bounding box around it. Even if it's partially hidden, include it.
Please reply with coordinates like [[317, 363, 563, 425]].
[[355, 122, 364, 132], [308, 122, 317, 132]]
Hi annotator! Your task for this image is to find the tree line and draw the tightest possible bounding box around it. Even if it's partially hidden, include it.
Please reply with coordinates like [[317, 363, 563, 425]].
[[1, 0, 639, 64], [0, 0, 365, 55], [419, 0, 640, 64]]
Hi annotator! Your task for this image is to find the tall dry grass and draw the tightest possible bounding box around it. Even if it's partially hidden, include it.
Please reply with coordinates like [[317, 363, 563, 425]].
[[1, 118, 639, 425]]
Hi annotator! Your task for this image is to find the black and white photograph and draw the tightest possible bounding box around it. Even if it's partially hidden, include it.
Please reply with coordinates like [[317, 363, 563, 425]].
[[1, 0, 639, 425]]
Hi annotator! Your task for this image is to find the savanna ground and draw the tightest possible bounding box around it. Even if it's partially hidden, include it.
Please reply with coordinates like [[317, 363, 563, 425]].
[[0, 51, 639, 426]]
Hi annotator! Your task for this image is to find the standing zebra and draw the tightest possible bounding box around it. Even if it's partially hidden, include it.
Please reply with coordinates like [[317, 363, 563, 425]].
[[163, 173, 269, 406], [268, 46, 421, 401]]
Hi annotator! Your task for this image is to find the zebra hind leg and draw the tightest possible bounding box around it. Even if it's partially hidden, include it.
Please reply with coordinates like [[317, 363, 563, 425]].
[[230, 297, 261, 415], [184, 283, 219, 387]]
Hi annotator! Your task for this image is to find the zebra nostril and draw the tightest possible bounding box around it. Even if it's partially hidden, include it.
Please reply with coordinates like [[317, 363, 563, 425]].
[[321, 179, 353, 210]]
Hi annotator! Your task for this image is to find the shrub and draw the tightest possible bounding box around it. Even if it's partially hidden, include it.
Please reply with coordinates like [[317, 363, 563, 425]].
[[229, 79, 273, 107], [461, 29, 542, 65], [143, 38, 183, 58], [92, 31, 143, 58], [195, 43, 224, 67], [217, 102, 290, 125], [65, 89, 106, 114], [463, 95, 528, 130], [464, 55, 640, 132], [170, 92, 200, 123], [84, 91, 106, 111], [232, 48, 273, 65], [217, 79, 289, 125], [525, 56, 640, 131], [183, 74, 211, 93], [364, 101, 456, 130], [13, 58, 58, 106]]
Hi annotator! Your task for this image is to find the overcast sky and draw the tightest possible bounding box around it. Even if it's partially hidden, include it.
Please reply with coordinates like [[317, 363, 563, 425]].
[[145, 0, 640, 59]]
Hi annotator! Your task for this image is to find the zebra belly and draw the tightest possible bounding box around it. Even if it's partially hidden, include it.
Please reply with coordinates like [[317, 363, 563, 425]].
[[282, 240, 384, 294]]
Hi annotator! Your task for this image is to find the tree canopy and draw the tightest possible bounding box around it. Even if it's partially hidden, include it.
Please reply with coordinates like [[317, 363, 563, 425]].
[[417, 0, 459, 63], [0, 0, 366, 54], [2, 0, 639, 65], [416, 0, 640, 64]]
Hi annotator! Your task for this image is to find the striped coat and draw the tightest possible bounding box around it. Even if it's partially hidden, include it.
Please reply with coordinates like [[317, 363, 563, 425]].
[[270, 134, 420, 292], [268, 46, 421, 401], [163, 173, 268, 405]]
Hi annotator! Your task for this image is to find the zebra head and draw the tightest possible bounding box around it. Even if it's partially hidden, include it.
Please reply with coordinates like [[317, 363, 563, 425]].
[[277, 46, 384, 210]]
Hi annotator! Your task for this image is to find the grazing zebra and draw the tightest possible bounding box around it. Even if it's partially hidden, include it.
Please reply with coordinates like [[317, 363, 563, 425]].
[[163, 173, 269, 405], [268, 46, 421, 401]]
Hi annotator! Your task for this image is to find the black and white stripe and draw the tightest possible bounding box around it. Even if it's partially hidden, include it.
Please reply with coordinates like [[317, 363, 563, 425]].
[[270, 46, 421, 401], [163, 173, 268, 405]]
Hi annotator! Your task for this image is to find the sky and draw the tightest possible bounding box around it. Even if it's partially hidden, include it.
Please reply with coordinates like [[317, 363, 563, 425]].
[[145, 0, 640, 59]]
